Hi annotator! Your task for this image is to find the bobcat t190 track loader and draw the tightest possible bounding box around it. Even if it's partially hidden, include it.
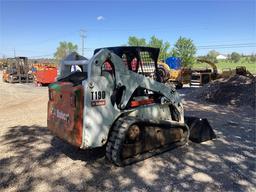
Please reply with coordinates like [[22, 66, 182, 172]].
[[47, 46, 216, 166]]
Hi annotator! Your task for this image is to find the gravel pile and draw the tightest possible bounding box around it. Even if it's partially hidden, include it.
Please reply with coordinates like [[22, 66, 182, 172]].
[[191, 75, 256, 108]]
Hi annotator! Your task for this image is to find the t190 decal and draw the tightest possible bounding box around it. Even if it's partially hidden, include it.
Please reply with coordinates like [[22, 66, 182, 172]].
[[91, 91, 106, 106]]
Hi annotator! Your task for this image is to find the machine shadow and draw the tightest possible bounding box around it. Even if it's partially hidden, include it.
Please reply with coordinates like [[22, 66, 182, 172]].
[[50, 137, 106, 163], [0, 125, 107, 191]]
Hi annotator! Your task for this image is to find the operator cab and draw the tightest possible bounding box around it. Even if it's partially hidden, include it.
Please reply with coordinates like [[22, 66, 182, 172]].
[[94, 46, 161, 81]]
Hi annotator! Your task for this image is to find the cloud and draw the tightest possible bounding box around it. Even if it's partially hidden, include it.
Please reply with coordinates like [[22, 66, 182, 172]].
[[96, 16, 105, 21]]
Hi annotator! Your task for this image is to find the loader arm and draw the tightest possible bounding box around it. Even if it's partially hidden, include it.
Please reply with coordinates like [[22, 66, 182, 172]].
[[90, 49, 182, 110], [197, 59, 218, 75]]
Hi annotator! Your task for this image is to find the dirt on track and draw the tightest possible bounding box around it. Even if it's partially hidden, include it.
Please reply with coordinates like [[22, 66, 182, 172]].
[[0, 72, 255, 192]]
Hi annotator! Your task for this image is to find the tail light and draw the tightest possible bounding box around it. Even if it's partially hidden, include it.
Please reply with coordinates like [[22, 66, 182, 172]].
[[130, 98, 154, 108]]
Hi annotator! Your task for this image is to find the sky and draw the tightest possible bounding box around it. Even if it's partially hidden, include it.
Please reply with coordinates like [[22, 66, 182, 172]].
[[0, 0, 255, 58]]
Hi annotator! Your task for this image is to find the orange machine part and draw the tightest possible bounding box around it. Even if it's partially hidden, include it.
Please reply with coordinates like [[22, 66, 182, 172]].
[[34, 66, 57, 85], [47, 82, 84, 147], [2, 71, 9, 82]]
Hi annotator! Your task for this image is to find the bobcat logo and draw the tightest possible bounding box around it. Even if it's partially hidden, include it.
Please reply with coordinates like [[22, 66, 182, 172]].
[[51, 108, 69, 122]]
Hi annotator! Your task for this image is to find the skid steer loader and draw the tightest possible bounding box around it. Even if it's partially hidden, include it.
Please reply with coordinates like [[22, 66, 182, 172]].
[[47, 46, 216, 166]]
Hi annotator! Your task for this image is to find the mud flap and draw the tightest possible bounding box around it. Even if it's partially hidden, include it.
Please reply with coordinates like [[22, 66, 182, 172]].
[[185, 116, 216, 143]]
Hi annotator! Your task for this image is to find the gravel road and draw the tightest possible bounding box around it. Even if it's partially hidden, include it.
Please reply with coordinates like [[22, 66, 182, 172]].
[[0, 73, 255, 192]]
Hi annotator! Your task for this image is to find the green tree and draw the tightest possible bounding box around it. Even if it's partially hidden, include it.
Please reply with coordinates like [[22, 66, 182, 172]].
[[54, 41, 78, 61], [230, 52, 241, 63], [127, 35, 171, 61], [171, 37, 197, 67], [128, 36, 147, 46], [206, 50, 219, 63], [148, 35, 170, 61]]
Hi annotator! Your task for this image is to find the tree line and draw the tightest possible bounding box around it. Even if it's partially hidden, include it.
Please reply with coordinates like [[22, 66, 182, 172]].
[[54, 37, 255, 67], [202, 50, 256, 63], [54, 36, 197, 67]]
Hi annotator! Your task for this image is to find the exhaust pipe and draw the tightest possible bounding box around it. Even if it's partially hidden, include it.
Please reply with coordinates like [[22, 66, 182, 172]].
[[185, 116, 216, 143]]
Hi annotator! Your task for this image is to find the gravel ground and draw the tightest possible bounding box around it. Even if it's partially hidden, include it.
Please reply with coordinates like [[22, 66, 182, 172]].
[[0, 73, 255, 192]]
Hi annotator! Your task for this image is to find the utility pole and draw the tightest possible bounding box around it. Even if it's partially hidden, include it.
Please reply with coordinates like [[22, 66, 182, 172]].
[[14, 48, 16, 57], [80, 29, 86, 56]]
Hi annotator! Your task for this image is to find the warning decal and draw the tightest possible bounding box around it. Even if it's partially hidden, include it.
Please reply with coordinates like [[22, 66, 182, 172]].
[[91, 100, 106, 107]]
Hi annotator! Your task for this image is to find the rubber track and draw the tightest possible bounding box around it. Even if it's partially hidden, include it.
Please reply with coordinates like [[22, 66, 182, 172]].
[[106, 116, 189, 166]]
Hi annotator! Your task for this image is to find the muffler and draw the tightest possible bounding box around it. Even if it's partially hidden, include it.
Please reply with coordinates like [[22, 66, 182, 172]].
[[185, 116, 216, 143]]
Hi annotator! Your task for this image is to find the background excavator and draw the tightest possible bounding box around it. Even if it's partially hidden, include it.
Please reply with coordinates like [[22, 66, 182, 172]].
[[47, 46, 216, 166], [190, 59, 218, 86]]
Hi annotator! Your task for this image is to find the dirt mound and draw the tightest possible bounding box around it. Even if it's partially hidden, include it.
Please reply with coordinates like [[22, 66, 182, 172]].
[[191, 75, 256, 108]]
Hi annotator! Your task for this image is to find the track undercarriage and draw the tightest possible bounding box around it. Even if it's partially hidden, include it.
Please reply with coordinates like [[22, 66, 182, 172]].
[[106, 116, 189, 166]]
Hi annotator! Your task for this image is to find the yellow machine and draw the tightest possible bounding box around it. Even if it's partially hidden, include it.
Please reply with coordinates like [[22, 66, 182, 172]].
[[157, 62, 191, 89]]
